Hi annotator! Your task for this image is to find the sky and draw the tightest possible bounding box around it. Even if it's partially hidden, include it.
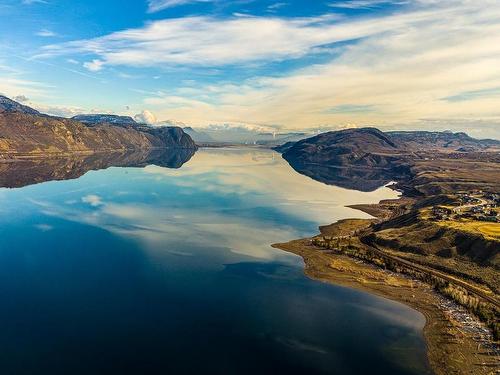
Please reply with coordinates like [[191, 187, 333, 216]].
[[0, 0, 499, 138]]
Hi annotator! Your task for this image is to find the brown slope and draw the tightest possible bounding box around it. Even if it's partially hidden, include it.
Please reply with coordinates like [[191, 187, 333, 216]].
[[282, 127, 406, 168], [0, 112, 196, 156]]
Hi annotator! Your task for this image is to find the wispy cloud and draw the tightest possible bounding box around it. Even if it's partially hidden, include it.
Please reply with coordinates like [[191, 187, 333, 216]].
[[83, 59, 104, 72], [36, 28, 57, 37], [129, 1, 500, 137], [328, 104, 376, 114], [328, 0, 408, 9], [0, 77, 47, 97], [267, 2, 289, 12], [21, 0, 500, 138], [40, 15, 351, 68], [147, 0, 213, 13], [441, 87, 500, 102], [21, 0, 48, 4]]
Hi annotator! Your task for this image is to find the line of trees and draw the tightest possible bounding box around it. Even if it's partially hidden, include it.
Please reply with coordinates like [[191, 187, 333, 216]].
[[312, 236, 500, 341]]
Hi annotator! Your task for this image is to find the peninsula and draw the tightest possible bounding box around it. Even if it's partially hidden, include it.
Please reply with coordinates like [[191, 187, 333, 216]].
[[274, 128, 500, 375]]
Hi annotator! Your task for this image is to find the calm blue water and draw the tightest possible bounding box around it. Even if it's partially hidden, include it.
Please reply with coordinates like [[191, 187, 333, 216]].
[[0, 148, 430, 374]]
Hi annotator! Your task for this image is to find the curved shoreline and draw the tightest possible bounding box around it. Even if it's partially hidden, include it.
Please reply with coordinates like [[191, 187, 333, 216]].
[[273, 226, 498, 375]]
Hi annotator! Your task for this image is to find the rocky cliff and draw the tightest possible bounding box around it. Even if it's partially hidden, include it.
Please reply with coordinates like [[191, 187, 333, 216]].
[[0, 95, 197, 156]]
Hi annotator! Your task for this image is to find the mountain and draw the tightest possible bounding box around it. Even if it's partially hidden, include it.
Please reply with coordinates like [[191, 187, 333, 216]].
[[278, 129, 500, 160], [277, 128, 412, 191], [183, 127, 215, 143], [388, 131, 500, 151], [0, 96, 196, 156], [277, 127, 499, 193], [182, 124, 310, 145], [279, 128, 500, 168], [72, 114, 137, 126], [0, 95, 41, 115], [281, 128, 403, 169], [273, 141, 296, 153]]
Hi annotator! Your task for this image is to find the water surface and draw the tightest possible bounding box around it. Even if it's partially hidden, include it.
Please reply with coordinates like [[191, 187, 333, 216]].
[[0, 148, 430, 374]]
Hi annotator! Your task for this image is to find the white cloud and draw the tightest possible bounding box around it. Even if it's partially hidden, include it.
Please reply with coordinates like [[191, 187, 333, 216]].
[[40, 14, 363, 68], [83, 59, 104, 72], [34, 0, 500, 137], [147, 0, 213, 13], [0, 77, 47, 98], [328, 0, 408, 9], [38, 105, 84, 118], [22, 0, 48, 4], [13, 94, 29, 102], [134, 110, 157, 124], [36, 28, 57, 37], [40, 2, 500, 71], [267, 2, 289, 12], [130, 1, 500, 137]]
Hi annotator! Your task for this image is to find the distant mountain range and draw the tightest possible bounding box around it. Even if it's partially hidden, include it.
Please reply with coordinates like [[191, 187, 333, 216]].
[[0, 95, 197, 157], [280, 127, 499, 167], [387, 130, 500, 151], [183, 125, 310, 145], [3, 93, 498, 165], [183, 127, 216, 143]]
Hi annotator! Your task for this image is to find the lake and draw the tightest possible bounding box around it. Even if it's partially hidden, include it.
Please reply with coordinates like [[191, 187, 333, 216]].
[[0, 148, 430, 374]]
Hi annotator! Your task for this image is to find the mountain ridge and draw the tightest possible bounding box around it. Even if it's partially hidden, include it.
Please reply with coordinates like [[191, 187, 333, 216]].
[[0, 95, 197, 156], [281, 127, 406, 169], [0, 95, 41, 116], [72, 114, 138, 126], [279, 127, 499, 168]]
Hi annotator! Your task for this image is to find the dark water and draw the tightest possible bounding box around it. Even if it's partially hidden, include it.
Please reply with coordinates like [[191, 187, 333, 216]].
[[0, 148, 430, 374]]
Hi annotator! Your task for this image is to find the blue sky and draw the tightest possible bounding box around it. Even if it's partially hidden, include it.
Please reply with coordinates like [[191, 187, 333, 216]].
[[1, 0, 500, 138]]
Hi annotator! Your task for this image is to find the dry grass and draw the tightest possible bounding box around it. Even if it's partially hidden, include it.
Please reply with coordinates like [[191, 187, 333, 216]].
[[438, 220, 500, 240]]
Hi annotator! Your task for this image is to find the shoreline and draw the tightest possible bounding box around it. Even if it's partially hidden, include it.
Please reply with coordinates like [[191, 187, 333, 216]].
[[273, 216, 499, 375], [0, 146, 198, 161]]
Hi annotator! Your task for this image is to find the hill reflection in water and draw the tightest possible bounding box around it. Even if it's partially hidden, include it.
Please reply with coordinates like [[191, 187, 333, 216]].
[[285, 162, 401, 192], [0, 147, 196, 188]]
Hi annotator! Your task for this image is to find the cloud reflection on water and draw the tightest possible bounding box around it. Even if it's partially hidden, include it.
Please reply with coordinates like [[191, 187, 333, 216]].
[[7, 148, 399, 262]]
